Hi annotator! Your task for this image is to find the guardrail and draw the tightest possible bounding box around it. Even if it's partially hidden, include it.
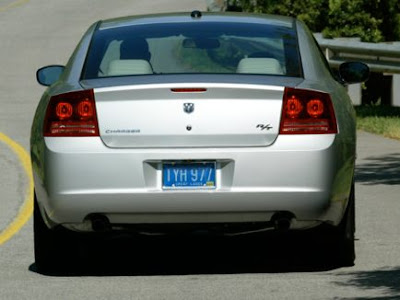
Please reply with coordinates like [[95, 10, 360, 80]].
[[314, 34, 400, 106], [314, 34, 400, 74]]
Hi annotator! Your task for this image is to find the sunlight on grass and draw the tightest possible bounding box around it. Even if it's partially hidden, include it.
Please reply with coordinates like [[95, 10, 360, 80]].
[[356, 106, 400, 140]]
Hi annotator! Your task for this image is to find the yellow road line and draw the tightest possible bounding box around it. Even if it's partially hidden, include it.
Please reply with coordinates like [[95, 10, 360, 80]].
[[0, 0, 29, 12], [0, 133, 34, 245]]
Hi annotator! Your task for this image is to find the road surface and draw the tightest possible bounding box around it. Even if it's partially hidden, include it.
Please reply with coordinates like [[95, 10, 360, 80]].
[[1, 1, 400, 299]]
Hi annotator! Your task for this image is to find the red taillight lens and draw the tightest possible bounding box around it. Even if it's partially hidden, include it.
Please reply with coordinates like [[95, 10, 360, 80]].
[[56, 102, 73, 120], [307, 99, 324, 118], [279, 87, 337, 134], [77, 99, 95, 120], [44, 89, 99, 137], [286, 96, 303, 119]]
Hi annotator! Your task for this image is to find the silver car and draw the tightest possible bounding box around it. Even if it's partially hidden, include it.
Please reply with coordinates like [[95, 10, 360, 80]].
[[31, 11, 369, 271]]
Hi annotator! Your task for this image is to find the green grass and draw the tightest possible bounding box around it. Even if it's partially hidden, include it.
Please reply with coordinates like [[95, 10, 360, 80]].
[[355, 105, 400, 140]]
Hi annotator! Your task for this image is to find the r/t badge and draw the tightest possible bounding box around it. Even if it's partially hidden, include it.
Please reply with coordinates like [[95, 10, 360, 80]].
[[257, 124, 273, 131]]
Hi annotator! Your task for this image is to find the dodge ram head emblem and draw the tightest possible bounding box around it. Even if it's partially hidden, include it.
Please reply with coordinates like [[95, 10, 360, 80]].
[[183, 103, 194, 114]]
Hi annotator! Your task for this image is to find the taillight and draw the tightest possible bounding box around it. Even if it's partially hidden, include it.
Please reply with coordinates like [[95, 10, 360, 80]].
[[44, 89, 99, 137], [279, 87, 337, 134]]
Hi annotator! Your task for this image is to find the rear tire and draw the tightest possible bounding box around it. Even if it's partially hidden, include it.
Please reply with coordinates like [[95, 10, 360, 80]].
[[34, 197, 58, 272], [335, 182, 356, 266], [34, 196, 83, 273]]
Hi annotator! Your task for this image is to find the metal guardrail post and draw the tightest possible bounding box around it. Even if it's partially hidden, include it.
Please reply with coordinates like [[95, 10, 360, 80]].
[[393, 75, 400, 107], [347, 84, 362, 106]]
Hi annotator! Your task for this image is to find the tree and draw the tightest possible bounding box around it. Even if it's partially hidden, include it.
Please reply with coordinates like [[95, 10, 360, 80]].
[[323, 0, 383, 42], [236, 0, 328, 32], [236, 0, 400, 42]]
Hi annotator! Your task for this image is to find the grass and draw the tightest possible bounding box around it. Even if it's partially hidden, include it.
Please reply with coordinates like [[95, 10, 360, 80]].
[[355, 105, 400, 140]]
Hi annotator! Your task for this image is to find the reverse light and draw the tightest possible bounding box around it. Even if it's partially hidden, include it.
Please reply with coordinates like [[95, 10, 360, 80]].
[[279, 87, 337, 134], [44, 89, 99, 137]]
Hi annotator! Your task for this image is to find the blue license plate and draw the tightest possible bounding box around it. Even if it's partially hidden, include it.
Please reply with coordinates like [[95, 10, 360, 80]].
[[163, 162, 216, 189]]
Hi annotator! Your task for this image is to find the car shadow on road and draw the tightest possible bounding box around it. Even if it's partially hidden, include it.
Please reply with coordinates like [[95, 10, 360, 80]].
[[355, 153, 400, 185], [334, 267, 400, 299], [29, 232, 352, 276]]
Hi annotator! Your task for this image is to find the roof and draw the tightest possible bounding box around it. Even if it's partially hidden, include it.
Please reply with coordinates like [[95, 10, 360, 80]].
[[98, 12, 295, 31]]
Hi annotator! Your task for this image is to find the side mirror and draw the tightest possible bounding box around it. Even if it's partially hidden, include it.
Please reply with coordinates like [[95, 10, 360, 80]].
[[36, 65, 65, 86], [339, 62, 369, 84]]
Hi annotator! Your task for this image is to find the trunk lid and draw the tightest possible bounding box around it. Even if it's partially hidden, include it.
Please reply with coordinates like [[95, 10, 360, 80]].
[[93, 83, 285, 148]]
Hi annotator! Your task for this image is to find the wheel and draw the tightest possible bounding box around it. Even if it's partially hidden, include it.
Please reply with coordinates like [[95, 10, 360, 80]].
[[333, 183, 356, 267], [34, 196, 59, 272], [34, 196, 83, 273], [314, 182, 355, 267], [334, 182, 356, 266]]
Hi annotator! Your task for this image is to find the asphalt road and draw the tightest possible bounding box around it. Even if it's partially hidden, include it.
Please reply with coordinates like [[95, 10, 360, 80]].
[[1, 1, 400, 299]]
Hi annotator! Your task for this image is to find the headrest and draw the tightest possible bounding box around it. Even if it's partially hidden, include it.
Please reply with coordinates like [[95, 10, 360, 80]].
[[237, 58, 283, 75], [107, 59, 153, 76], [120, 38, 151, 60]]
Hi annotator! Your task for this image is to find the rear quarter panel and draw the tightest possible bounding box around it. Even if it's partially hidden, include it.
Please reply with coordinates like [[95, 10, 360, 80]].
[[296, 20, 356, 211], [31, 22, 98, 183]]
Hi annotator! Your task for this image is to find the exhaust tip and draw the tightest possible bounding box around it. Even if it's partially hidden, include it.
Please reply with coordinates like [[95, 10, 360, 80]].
[[90, 214, 111, 232], [271, 212, 294, 231]]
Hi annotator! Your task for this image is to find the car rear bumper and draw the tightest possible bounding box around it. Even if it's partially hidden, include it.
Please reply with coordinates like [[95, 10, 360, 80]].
[[34, 134, 354, 231]]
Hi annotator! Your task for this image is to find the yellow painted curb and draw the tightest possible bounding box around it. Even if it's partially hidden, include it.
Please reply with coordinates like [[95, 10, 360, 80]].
[[0, 0, 29, 12], [0, 133, 34, 245]]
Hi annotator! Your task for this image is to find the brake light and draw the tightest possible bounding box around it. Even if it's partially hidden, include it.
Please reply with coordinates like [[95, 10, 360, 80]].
[[286, 96, 303, 119], [77, 100, 95, 120], [44, 89, 99, 137], [307, 99, 324, 118], [280, 87, 337, 134], [171, 88, 207, 93], [56, 102, 73, 120]]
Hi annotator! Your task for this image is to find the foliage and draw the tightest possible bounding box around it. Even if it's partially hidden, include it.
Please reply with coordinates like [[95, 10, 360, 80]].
[[322, 0, 382, 42], [234, 0, 400, 42], [177, 43, 234, 73], [355, 104, 400, 118], [236, 0, 328, 32], [177, 38, 273, 73]]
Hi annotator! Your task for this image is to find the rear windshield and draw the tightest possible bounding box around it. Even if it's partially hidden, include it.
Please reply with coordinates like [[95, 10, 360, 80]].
[[82, 21, 302, 79]]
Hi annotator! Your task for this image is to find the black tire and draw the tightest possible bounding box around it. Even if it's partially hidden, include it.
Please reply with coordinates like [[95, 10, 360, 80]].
[[34, 196, 83, 273], [332, 182, 356, 267], [34, 197, 59, 272]]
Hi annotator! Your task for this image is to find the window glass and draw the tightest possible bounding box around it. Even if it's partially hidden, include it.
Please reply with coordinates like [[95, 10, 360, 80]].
[[83, 22, 302, 79]]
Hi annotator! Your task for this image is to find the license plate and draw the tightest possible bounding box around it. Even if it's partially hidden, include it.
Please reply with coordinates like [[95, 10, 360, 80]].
[[163, 162, 216, 189]]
